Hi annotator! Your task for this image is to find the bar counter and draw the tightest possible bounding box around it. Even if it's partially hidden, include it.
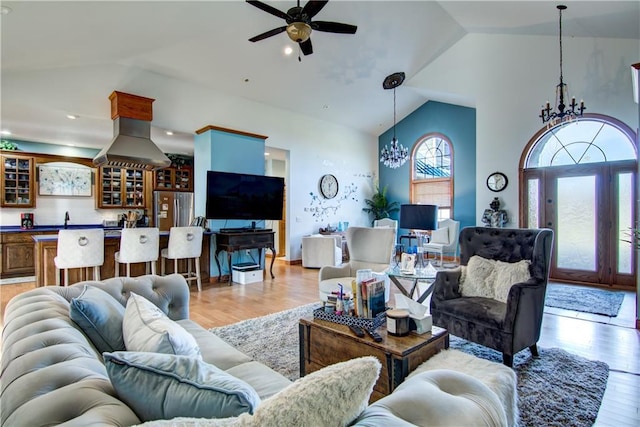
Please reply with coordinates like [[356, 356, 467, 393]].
[[32, 229, 212, 287]]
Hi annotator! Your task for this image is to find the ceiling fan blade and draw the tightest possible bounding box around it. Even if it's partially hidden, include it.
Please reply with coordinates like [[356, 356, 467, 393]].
[[246, 0, 290, 21], [311, 21, 357, 34], [299, 38, 313, 55], [301, 0, 329, 19], [249, 26, 287, 42]]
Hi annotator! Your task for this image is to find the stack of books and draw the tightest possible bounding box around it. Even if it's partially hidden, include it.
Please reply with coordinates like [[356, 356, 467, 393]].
[[352, 277, 386, 319]]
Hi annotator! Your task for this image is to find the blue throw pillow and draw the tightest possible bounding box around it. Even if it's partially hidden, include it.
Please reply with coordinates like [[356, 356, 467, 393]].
[[104, 351, 261, 422], [69, 285, 125, 353]]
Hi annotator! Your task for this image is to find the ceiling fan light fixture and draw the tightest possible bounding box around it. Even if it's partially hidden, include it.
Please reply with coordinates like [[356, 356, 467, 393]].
[[286, 22, 312, 43]]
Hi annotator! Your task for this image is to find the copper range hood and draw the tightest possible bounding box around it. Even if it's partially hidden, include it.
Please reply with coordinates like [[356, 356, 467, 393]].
[[93, 91, 171, 171]]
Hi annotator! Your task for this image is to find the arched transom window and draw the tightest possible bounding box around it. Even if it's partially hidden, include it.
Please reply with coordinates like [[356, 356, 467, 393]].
[[411, 134, 453, 219], [526, 118, 636, 167]]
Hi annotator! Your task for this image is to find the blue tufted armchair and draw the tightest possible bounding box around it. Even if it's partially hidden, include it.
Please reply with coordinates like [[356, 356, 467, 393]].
[[430, 227, 554, 367]]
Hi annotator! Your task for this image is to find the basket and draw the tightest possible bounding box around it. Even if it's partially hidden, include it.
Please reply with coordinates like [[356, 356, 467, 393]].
[[313, 307, 387, 330]]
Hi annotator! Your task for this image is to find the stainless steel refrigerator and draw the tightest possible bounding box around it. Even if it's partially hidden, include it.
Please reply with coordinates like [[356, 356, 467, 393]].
[[154, 191, 194, 231]]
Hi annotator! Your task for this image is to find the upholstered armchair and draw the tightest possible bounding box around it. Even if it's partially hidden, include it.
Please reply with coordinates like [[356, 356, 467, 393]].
[[318, 226, 396, 302], [430, 227, 554, 366], [423, 218, 460, 266], [301, 235, 343, 268]]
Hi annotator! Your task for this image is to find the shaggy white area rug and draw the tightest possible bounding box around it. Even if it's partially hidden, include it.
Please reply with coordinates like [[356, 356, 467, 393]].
[[210, 303, 609, 427]]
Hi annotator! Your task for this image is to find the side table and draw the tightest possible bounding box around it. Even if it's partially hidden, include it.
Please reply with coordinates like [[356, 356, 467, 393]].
[[387, 266, 437, 304]]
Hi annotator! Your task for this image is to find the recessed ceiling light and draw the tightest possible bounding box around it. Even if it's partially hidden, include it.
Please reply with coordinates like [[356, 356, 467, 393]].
[[165, 130, 174, 136], [284, 46, 293, 55], [243, 78, 250, 83], [0, 130, 11, 135], [66, 114, 78, 120], [1, 6, 12, 15], [322, 105, 329, 109], [265, 152, 270, 156]]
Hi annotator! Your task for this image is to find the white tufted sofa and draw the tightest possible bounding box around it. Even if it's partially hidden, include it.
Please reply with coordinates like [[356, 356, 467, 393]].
[[1, 274, 517, 427]]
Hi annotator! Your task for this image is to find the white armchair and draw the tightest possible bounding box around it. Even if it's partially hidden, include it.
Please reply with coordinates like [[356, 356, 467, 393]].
[[302, 235, 343, 268], [374, 218, 398, 264], [319, 227, 396, 302], [423, 218, 460, 266]]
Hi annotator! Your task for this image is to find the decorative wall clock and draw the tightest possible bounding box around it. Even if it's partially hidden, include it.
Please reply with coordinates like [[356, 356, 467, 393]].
[[486, 172, 508, 192], [319, 174, 339, 199]]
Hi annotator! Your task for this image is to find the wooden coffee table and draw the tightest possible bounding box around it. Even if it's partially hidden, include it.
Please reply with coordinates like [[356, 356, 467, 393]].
[[299, 317, 449, 402]]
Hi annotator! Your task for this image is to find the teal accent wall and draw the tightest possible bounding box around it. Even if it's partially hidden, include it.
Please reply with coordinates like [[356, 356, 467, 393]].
[[193, 127, 267, 275], [378, 101, 476, 234], [3, 139, 99, 158]]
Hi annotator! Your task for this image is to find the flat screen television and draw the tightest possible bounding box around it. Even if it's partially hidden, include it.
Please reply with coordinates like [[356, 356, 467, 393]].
[[206, 171, 284, 220]]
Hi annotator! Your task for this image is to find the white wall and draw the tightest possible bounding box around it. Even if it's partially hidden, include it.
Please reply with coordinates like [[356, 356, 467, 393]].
[[409, 33, 639, 225]]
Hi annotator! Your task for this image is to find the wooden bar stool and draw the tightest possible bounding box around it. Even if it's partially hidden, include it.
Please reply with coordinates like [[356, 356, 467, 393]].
[[160, 226, 203, 291], [54, 229, 104, 286], [114, 228, 159, 277]]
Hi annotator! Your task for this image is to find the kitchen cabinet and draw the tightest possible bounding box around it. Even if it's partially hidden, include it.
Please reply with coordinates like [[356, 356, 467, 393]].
[[0, 231, 53, 278], [97, 166, 147, 208], [1, 153, 35, 208], [154, 167, 193, 191]]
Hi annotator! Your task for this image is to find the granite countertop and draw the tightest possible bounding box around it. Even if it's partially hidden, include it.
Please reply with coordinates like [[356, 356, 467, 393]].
[[2, 224, 213, 236], [1, 224, 108, 233]]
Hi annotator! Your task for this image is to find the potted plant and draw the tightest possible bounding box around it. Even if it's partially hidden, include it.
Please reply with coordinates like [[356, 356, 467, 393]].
[[0, 140, 17, 150], [362, 184, 399, 225], [622, 227, 640, 249]]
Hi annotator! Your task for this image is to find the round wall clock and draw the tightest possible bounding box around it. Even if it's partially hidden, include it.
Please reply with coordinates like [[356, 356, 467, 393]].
[[487, 172, 508, 192], [319, 174, 339, 199]]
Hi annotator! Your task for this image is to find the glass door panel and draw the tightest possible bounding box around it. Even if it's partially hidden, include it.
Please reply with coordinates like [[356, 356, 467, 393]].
[[556, 176, 596, 271], [527, 178, 540, 228]]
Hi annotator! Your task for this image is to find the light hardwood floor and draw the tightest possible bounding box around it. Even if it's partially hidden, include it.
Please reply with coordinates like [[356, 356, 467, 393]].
[[1, 261, 638, 426]]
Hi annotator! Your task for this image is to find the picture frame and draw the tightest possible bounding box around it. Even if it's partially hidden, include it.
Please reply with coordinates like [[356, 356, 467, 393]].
[[38, 164, 92, 196], [400, 253, 416, 274]]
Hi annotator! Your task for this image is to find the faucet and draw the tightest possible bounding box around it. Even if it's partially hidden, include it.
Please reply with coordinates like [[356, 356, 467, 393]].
[[64, 211, 70, 229]]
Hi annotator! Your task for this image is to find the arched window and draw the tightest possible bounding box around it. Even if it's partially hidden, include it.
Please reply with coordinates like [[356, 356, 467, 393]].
[[411, 133, 453, 218], [525, 118, 636, 167]]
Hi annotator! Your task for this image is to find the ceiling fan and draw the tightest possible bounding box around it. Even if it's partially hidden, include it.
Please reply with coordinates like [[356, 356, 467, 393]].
[[246, 0, 357, 57]]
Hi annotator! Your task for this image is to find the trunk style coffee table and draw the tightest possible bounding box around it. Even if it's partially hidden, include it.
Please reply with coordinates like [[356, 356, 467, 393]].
[[299, 317, 449, 402]]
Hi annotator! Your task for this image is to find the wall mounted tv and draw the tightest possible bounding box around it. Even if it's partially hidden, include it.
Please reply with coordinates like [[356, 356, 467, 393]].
[[206, 171, 284, 220]]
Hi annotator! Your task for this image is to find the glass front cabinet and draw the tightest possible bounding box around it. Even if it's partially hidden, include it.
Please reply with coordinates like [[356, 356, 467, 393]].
[[153, 167, 193, 191], [1, 154, 35, 208], [97, 167, 146, 208]]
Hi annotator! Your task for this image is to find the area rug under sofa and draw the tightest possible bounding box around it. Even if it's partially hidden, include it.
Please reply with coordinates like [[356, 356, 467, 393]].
[[211, 303, 610, 427]]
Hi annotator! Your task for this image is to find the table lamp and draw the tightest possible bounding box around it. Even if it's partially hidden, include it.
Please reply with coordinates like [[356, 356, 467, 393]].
[[399, 204, 438, 269]]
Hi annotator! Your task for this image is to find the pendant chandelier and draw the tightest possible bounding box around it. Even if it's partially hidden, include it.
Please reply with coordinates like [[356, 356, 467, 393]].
[[380, 72, 409, 169], [539, 5, 586, 126]]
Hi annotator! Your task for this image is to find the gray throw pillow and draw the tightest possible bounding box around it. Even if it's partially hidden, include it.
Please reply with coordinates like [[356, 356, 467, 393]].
[[69, 284, 125, 353], [104, 351, 261, 422]]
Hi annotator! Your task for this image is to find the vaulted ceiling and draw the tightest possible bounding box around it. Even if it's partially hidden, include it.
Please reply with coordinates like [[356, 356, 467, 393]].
[[2, 1, 638, 155]]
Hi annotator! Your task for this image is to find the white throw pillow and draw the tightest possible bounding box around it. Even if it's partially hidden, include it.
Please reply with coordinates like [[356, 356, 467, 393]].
[[492, 260, 531, 303], [430, 227, 449, 244], [460, 256, 497, 298], [133, 356, 381, 427], [123, 292, 201, 359]]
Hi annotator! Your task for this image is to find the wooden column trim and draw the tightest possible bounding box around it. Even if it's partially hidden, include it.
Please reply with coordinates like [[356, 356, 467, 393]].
[[195, 125, 268, 140]]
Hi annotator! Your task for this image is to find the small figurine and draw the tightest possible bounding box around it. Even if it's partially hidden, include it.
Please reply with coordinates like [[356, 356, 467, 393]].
[[482, 197, 508, 228]]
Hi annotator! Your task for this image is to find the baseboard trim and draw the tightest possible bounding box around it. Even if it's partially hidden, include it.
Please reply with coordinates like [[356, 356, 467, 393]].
[[0, 276, 35, 285]]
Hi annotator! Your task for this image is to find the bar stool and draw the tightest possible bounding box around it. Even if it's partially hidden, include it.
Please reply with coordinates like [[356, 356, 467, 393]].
[[160, 226, 203, 291], [114, 228, 159, 277], [54, 229, 104, 286]]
